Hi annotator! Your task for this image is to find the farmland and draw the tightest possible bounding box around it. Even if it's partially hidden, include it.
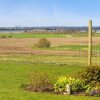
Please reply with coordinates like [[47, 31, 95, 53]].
[[0, 32, 100, 38], [0, 33, 100, 100], [1, 0, 100, 99]]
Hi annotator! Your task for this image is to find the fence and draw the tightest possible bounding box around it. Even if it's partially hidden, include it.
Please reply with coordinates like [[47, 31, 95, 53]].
[[0, 20, 100, 67]]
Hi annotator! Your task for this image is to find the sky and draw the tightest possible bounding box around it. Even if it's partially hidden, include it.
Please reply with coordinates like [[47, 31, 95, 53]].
[[0, 0, 100, 27]]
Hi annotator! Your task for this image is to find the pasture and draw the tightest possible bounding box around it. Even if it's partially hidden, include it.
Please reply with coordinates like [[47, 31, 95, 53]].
[[0, 32, 100, 38], [0, 33, 100, 99], [0, 55, 100, 100]]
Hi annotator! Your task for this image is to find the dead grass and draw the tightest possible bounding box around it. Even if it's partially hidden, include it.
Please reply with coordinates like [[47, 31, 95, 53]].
[[0, 37, 100, 55]]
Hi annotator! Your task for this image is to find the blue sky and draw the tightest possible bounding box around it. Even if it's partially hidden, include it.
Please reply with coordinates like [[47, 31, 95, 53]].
[[0, 0, 100, 26]]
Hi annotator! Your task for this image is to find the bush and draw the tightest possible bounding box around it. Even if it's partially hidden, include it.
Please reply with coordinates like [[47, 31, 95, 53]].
[[0, 35, 12, 38], [54, 76, 71, 93], [78, 66, 100, 84], [34, 38, 51, 48], [76, 66, 100, 96], [54, 76, 86, 94], [8, 35, 13, 38], [85, 83, 100, 96], [26, 72, 53, 92], [0, 35, 7, 38], [54, 75, 100, 96]]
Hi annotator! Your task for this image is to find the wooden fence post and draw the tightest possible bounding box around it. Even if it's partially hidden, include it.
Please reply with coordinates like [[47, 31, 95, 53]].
[[88, 20, 92, 67]]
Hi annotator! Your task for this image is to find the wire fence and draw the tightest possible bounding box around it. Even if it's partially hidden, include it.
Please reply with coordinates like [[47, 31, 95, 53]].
[[0, 26, 100, 67]]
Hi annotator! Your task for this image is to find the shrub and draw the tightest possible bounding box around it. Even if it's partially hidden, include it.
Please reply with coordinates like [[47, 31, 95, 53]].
[[54, 76, 86, 94], [26, 72, 53, 92], [76, 66, 100, 96], [8, 35, 13, 38], [0, 35, 12, 38], [34, 38, 51, 48], [54, 76, 72, 93], [0, 35, 7, 38], [72, 79, 87, 92], [78, 66, 100, 84], [85, 83, 100, 96]]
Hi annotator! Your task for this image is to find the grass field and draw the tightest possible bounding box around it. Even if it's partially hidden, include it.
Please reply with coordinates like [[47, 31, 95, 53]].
[[0, 33, 66, 38], [0, 32, 100, 38], [33, 44, 88, 51], [0, 55, 100, 100], [0, 33, 100, 100], [33, 44, 100, 51], [0, 54, 88, 65]]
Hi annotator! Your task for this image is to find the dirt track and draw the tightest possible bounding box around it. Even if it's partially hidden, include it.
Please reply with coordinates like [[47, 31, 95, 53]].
[[0, 37, 100, 55]]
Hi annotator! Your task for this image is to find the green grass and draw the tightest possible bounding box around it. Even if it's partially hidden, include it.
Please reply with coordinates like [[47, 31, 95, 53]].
[[0, 54, 88, 65], [33, 44, 100, 52], [0, 33, 66, 38], [0, 59, 100, 100], [0, 54, 100, 65], [0, 32, 100, 99], [0, 54, 100, 100], [33, 45, 88, 51], [0, 32, 100, 38]]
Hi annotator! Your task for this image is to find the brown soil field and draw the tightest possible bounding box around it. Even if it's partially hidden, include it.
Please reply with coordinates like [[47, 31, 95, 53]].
[[0, 45, 87, 56], [0, 37, 100, 55]]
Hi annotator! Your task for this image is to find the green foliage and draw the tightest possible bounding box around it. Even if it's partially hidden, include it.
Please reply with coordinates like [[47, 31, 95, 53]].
[[85, 83, 100, 96], [72, 79, 86, 92], [54, 76, 86, 93], [54, 76, 74, 93], [34, 38, 51, 48], [76, 66, 100, 96], [0, 35, 7, 38], [78, 66, 100, 84], [28, 72, 53, 92], [0, 34, 12, 38], [8, 35, 13, 38]]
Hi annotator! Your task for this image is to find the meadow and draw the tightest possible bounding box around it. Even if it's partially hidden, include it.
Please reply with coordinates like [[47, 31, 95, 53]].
[[0, 32, 100, 38], [0, 32, 100, 100], [0, 54, 100, 100]]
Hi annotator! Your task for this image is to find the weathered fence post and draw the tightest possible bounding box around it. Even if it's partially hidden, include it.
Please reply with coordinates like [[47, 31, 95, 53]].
[[88, 20, 92, 67]]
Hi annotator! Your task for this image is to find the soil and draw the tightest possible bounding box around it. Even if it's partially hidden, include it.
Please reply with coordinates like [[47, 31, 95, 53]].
[[0, 37, 100, 55]]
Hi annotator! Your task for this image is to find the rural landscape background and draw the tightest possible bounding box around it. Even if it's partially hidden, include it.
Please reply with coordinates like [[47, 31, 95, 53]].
[[0, 0, 100, 100]]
